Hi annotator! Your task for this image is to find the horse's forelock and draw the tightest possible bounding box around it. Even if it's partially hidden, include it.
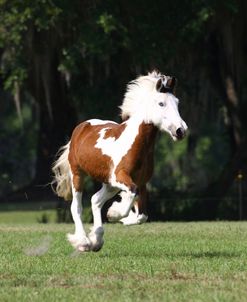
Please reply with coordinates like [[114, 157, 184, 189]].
[[120, 73, 159, 119], [120, 71, 176, 120]]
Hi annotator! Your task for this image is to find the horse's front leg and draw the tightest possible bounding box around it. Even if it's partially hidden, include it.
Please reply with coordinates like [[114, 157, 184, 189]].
[[89, 184, 119, 252], [67, 176, 91, 252], [107, 172, 137, 222]]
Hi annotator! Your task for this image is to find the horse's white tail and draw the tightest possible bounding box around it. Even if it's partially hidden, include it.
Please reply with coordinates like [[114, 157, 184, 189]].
[[52, 142, 72, 201]]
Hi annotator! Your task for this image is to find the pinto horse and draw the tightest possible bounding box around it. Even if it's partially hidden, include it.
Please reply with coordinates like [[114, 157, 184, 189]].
[[52, 70, 188, 252]]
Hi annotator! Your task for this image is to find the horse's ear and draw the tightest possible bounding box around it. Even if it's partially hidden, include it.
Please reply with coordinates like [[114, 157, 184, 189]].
[[156, 78, 162, 92], [121, 115, 129, 122], [166, 77, 177, 91]]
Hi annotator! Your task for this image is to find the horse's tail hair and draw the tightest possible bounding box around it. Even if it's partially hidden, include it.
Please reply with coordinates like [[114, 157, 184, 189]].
[[52, 142, 72, 201]]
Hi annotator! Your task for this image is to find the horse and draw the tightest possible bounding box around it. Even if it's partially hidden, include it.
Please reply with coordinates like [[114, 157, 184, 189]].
[[52, 70, 188, 252]]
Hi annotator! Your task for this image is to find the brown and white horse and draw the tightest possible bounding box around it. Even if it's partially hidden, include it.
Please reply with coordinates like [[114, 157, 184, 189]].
[[52, 70, 187, 252]]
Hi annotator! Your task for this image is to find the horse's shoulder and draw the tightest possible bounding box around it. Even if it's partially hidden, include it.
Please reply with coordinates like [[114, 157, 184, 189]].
[[103, 122, 127, 140]]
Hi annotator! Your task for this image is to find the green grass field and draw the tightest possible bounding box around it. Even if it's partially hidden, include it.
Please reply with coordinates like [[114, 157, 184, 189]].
[[1, 210, 247, 302]]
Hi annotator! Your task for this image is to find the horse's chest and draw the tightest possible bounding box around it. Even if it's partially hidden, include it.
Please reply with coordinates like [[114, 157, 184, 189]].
[[94, 124, 140, 167], [131, 150, 154, 185]]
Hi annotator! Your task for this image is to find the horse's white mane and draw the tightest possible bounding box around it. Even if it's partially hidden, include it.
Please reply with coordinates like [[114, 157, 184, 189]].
[[120, 70, 165, 121]]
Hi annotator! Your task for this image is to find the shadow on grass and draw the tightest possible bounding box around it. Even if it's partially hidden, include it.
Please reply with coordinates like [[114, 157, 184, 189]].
[[102, 249, 241, 259], [181, 251, 239, 259]]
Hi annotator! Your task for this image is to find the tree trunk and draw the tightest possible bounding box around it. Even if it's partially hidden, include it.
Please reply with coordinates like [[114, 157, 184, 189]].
[[28, 29, 77, 186], [199, 1, 247, 219]]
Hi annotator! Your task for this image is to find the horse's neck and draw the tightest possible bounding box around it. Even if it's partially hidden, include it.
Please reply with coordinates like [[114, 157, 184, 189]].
[[124, 117, 158, 156], [137, 122, 158, 150]]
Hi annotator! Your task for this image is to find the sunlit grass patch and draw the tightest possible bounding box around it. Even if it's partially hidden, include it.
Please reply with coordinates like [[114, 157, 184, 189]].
[[0, 217, 247, 301]]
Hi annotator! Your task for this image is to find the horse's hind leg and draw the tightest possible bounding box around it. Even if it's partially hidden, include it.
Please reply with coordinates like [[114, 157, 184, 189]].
[[89, 184, 119, 252], [120, 185, 148, 225], [107, 172, 137, 222], [67, 173, 91, 252]]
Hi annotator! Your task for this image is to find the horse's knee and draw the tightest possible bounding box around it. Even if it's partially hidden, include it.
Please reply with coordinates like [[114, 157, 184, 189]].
[[107, 201, 132, 221]]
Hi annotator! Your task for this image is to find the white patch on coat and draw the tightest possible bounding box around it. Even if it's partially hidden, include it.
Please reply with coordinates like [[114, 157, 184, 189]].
[[88, 119, 117, 126], [67, 175, 91, 251], [95, 117, 142, 189]]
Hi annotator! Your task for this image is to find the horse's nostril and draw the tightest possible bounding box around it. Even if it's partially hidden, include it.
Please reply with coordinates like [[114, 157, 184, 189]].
[[176, 127, 185, 139]]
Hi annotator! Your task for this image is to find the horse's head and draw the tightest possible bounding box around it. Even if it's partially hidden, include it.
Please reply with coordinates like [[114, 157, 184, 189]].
[[120, 70, 188, 140], [151, 74, 188, 141]]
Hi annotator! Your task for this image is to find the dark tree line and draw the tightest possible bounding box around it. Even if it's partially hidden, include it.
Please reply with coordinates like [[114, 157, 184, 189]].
[[0, 0, 246, 219]]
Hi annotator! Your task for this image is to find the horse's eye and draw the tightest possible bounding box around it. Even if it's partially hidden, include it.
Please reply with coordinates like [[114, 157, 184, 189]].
[[159, 102, 165, 107]]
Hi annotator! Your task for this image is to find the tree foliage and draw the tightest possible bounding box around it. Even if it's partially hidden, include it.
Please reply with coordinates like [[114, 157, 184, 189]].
[[0, 0, 246, 219]]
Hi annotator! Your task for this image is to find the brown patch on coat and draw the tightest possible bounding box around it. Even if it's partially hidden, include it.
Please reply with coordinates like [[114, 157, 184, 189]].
[[135, 185, 148, 215], [103, 123, 127, 140], [114, 123, 158, 190]]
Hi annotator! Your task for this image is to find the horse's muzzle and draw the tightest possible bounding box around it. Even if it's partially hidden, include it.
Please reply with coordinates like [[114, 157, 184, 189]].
[[176, 127, 186, 140]]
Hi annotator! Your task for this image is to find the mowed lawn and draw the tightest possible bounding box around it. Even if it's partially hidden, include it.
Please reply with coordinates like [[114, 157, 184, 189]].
[[1, 212, 247, 302]]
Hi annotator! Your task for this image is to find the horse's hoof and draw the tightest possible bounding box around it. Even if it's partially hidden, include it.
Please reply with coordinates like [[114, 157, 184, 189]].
[[121, 212, 148, 225], [67, 233, 91, 252], [88, 227, 104, 252], [91, 242, 104, 252]]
